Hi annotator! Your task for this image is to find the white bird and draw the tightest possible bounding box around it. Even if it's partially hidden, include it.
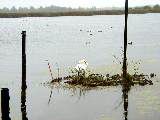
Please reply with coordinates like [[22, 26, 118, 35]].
[[75, 59, 88, 71]]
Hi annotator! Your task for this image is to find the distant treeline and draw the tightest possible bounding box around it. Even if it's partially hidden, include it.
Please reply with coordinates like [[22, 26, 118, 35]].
[[0, 4, 160, 18], [0, 5, 104, 13]]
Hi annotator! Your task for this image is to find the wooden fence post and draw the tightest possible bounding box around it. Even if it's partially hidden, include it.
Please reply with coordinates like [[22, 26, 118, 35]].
[[22, 31, 27, 90], [21, 31, 28, 120]]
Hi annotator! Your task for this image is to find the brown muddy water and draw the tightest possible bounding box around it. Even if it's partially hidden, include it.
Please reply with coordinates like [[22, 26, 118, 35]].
[[0, 14, 160, 120]]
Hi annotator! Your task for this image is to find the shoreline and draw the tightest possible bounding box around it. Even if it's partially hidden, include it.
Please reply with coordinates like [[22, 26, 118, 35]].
[[0, 10, 160, 18]]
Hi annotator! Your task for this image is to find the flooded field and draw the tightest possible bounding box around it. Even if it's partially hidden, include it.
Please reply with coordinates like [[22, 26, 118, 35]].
[[0, 14, 160, 120]]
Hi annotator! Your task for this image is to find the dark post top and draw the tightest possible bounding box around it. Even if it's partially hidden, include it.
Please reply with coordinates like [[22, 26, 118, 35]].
[[22, 31, 26, 35], [1, 88, 9, 91], [22, 31, 26, 56]]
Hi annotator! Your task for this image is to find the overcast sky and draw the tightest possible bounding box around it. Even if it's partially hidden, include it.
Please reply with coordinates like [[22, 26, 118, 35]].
[[0, 0, 160, 8]]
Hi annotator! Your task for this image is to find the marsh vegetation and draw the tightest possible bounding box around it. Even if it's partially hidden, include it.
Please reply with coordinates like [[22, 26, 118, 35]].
[[0, 4, 160, 18]]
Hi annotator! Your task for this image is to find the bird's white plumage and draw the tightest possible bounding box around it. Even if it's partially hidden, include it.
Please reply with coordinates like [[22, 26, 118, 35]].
[[75, 59, 88, 71]]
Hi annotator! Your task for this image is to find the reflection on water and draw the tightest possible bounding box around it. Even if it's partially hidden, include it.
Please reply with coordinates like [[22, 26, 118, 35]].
[[21, 87, 28, 120], [48, 89, 53, 105], [122, 84, 130, 120], [47, 81, 130, 120]]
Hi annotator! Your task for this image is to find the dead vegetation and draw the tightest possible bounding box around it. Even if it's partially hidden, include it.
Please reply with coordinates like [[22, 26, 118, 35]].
[[51, 71, 153, 87]]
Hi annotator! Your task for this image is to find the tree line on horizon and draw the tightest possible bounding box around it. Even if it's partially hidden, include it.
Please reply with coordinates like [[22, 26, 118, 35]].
[[0, 4, 160, 13], [0, 4, 160, 18], [0, 5, 97, 13]]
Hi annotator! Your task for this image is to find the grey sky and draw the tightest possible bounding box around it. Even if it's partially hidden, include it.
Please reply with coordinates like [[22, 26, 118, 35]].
[[0, 0, 160, 8]]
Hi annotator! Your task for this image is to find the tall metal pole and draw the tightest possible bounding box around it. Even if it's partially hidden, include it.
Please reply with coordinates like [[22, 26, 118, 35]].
[[123, 0, 128, 78]]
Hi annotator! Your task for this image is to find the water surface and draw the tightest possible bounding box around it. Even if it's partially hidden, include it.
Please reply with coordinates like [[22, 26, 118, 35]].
[[0, 14, 160, 120]]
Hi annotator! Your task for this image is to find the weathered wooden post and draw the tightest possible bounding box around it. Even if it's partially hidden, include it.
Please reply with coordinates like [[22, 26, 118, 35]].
[[123, 0, 128, 78], [22, 31, 27, 90], [1, 88, 11, 120], [21, 31, 28, 120]]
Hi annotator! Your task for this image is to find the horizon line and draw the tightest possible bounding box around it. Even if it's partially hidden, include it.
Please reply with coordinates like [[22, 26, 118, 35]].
[[0, 4, 159, 9]]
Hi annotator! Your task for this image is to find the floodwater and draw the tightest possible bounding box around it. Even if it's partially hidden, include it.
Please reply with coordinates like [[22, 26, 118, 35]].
[[0, 14, 160, 120]]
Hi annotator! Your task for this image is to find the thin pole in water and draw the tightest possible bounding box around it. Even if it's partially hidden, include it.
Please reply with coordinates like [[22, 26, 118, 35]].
[[122, 1, 129, 120], [22, 31, 27, 90], [21, 31, 28, 120], [123, 0, 128, 78]]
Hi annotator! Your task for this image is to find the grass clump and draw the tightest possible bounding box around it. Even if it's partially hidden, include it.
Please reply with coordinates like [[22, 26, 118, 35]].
[[51, 70, 153, 87]]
